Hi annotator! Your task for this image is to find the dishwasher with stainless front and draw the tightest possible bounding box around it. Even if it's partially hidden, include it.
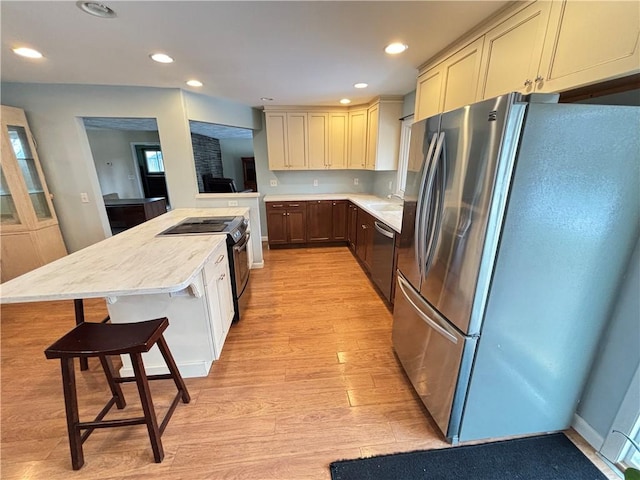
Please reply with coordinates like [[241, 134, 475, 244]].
[[370, 219, 396, 302]]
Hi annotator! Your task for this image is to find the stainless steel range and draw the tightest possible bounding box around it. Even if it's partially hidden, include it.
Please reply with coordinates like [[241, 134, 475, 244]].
[[158, 216, 249, 322]]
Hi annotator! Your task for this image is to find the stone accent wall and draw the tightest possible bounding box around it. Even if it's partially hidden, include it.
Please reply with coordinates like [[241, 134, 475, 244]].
[[191, 133, 223, 192]]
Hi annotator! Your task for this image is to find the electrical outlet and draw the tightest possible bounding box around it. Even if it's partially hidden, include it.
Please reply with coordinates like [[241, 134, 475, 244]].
[[228, 200, 238, 207], [80, 192, 89, 203], [388, 181, 393, 190], [270, 179, 277, 187], [353, 178, 359, 185], [313, 179, 318, 187]]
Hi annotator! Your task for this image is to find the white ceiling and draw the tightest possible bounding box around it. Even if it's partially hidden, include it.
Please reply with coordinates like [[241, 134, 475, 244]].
[[1, 1, 509, 108]]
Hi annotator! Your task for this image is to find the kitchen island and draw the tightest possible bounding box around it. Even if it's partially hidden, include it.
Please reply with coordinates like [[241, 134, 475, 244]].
[[0, 208, 251, 378]]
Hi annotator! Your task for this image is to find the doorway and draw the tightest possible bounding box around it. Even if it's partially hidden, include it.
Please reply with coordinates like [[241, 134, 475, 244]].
[[134, 144, 169, 203]]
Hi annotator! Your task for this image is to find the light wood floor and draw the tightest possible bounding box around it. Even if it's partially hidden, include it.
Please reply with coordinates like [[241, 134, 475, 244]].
[[1, 245, 617, 479]]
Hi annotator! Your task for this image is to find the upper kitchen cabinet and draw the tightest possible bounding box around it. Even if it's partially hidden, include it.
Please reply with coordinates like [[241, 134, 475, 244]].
[[264, 99, 402, 171], [414, 37, 484, 121], [0, 105, 67, 282], [415, 0, 639, 114], [347, 107, 367, 169], [478, 1, 552, 99], [265, 111, 308, 170], [328, 112, 348, 169], [414, 66, 444, 122], [307, 112, 329, 169], [537, 0, 640, 93], [365, 97, 403, 170]]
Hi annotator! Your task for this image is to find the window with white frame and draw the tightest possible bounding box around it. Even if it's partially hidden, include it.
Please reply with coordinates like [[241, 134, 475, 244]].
[[395, 115, 414, 197]]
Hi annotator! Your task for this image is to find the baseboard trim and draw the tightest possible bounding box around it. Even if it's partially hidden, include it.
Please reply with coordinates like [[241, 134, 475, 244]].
[[572, 413, 604, 450]]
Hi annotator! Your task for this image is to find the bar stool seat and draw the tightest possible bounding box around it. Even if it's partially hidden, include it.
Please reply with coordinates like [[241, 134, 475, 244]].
[[44, 317, 190, 470]]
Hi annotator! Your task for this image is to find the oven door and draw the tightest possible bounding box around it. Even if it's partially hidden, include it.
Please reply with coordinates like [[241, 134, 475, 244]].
[[233, 231, 250, 297]]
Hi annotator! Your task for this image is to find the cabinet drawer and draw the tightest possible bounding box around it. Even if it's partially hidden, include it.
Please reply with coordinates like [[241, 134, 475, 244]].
[[203, 243, 228, 286]]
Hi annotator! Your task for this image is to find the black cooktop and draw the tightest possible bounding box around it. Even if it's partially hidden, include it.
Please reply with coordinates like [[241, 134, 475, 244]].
[[157, 216, 246, 237]]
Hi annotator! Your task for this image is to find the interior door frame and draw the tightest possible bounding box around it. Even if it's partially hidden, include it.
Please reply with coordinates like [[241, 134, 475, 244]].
[[129, 142, 154, 198]]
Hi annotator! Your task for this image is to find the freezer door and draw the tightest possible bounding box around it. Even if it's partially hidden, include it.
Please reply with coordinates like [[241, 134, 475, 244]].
[[397, 115, 440, 291], [392, 273, 474, 438], [419, 94, 522, 335]]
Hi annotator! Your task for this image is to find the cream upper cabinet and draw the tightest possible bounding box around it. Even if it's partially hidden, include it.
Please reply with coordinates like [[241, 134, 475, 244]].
[[348, 108, 367, 169], [478, 1, 552, 99], [328, 112, 348, 169], [265, 111, 289, 170], [264, 99, 400, 171], [307, 112, 329, 169], [538, 0, 640, 93], [365, 98, 403, 171], [415, 36, 484, 121], [0, 105, 67, 282], [286, 112, 308, 169], [441, 37, 485, 113], [415, 0, 639, 115], [265, 111, 308, 169], [415, 65, 444, 122]]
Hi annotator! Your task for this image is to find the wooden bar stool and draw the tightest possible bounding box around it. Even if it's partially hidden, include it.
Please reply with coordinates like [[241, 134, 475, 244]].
[[44, 317, 190, 470]]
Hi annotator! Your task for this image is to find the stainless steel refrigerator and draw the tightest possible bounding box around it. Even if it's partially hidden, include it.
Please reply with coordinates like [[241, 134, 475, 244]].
[[393, 93, 639, 443]]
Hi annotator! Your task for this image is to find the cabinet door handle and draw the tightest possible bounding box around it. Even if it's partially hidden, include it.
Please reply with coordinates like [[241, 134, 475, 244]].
[[282, 213, 286, 216], [535, 75, 544, 83], [218, 273, 226, 281], [289, 204, 300, 207], [523, 79, 533, 87], [215, 254, 225, 264], [272, 204, 283, 207], [287, 213, 290, 216]]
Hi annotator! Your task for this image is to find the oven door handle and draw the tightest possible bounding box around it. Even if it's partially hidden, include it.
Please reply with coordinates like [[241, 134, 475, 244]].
[[233, 232, 250, 252]]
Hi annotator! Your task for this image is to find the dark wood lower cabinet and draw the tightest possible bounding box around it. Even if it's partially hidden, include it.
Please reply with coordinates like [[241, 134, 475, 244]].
[[307, 201, 333, 242], [268, 200, 350, 247], [332, 201, 348, 241], [355, 208, 374, 272], [347, 203, 358, 251], [266, 202, 307, 247]]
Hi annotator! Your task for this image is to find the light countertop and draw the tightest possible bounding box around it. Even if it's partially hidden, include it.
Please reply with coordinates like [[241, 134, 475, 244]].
[[0, 208, 249, 304], [262, 194, 403, 232]]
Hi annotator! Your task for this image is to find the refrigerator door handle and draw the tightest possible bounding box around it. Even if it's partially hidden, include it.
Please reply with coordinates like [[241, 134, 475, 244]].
[[424, 135, 447, 274], [415, 133, 439, 273], [422, 132, 446, 275], [397, 274, 459, 344]]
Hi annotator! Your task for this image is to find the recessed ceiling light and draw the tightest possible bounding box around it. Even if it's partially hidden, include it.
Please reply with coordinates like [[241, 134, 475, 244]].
[[354, 83, 368, 89], [76, 1, 116, 18], [260, 97, 274, 102], [150, 53, 174, 64], [13, 47, 43, 59], [186, 80, 203, 87], [340, 98, 351, 105], [384, 42, 408, 55]]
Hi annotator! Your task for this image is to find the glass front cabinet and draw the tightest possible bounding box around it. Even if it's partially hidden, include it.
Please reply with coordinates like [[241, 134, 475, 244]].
[[0, 105, 67, 282]]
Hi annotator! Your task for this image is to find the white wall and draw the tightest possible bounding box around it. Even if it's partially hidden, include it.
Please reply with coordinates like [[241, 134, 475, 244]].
[[1, 83, 262, 253], [87, 128, 160, 198]]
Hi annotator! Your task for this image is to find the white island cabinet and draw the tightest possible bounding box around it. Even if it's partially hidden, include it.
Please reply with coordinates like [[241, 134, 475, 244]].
[[0, 208, 248, 378], [106, 239, 235, 378]]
